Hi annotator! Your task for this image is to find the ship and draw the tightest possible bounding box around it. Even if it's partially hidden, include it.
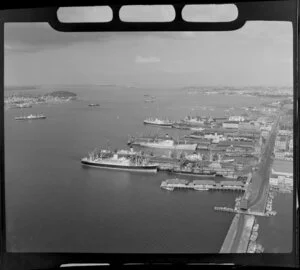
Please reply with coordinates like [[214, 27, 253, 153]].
[[130, 137, 197, 151], [88, 103, 100, 107], [81, 151, 158, 172], [183, 116, 206, 125], [160, 185, 175, 191], [143, 118, 174, 127], [116, 148, 139, 157], [15, 113, 46, 120]]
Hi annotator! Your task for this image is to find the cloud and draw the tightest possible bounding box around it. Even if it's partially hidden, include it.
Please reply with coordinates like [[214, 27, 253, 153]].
[[135, 55, 160, 63], [4, 23, 115, 53]]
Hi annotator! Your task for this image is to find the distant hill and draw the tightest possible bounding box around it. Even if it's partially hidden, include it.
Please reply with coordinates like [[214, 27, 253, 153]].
[[46, 91, 77, 99]]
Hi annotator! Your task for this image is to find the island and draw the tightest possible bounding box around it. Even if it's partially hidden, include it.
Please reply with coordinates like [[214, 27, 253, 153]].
[[4, 90, 77, 109]]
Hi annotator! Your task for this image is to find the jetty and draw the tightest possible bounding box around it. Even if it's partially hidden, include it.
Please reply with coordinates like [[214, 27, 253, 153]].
[[160, 179, 246, 192]]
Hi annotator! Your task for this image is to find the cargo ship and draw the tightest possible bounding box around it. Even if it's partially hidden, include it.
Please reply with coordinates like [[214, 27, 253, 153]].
[[15, 113, 46, 120], [143, 118, 174, 127], [183, 116, 206, 125], [81, 151, 158, 172], [129, 136, 197, 151]]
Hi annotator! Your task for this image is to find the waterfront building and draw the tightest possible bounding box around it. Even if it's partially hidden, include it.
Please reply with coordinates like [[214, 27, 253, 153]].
[[229, 115, 245, 122], [165, 178, 189, 185], [274, 151, 286, 159], [269, 174, 293, 190], [289, 138, 293, 151], [219, 181, 244, 188], [261, 131, 269, 138], [240, 199, 248, 210], [269, 175, 279, 188], [275, 137, 288, 151], [260, 125, 272, 132], [271, 159, 293, 176], [192, 180, 216, 188], [204, 133, 226, 143], [222, 121, 239, 129], [278, 130, 293, 136], [214, 117, 228, 123]]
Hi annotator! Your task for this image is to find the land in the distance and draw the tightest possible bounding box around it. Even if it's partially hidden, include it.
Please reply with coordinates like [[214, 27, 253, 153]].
[[4, 90, 77, 109]]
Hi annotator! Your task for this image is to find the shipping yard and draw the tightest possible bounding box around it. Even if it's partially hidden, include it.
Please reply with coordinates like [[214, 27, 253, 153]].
[[79, 91, 293, 254]]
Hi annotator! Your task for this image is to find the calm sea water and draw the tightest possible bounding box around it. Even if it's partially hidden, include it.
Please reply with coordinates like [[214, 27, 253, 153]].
[[4, 85, 293, 253]]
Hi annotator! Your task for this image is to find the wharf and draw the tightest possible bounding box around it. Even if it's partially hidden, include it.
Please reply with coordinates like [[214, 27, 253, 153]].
[[219, 214, 255, 253], [214, 207, 270, 217], [236, 215, 255, 253], [219, 214, 241, 253], [161, 180, 246, 192]]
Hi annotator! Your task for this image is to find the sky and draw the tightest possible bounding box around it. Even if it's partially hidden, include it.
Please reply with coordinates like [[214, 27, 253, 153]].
[[4, 6, 293, 87]]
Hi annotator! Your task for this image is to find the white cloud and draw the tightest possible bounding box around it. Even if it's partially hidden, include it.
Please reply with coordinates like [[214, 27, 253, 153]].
[[135, 55, 160, 63]]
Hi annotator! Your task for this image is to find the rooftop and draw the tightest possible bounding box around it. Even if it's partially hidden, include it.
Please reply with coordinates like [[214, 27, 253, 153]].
[[220, 181, 244, 186], [165, 178, 188, 185], [192, 180, 216, 185], [272, 160, 293, 174]]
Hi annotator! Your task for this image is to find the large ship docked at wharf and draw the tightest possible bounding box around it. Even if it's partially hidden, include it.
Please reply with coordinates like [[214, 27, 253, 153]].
[[143, 118, 174, 127], [128, 135, 197, 151], [81, 149, 158, 172]]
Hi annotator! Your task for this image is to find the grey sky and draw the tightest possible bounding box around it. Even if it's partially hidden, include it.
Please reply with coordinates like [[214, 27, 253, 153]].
[[4, 19, 292, 87]]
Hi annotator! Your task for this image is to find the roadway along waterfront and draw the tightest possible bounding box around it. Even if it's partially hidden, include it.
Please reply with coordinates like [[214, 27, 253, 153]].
[[220, 114, 280, 253], [248, 114, 280, 211]]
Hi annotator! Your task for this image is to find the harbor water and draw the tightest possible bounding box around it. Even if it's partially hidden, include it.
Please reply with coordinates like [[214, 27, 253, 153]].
[[4, 85, 292, 253]]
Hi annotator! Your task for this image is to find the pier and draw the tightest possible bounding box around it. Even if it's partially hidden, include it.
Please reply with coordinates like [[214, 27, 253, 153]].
[[160, 179, 246, 192], [219, 214, 241, 253]]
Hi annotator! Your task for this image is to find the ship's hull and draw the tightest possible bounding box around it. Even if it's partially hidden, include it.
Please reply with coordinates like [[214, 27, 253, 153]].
[[161, 186, 174, 191], [81, 159, 158, 172], [15, 117, 46, 120], [143, 121, 173, 127]]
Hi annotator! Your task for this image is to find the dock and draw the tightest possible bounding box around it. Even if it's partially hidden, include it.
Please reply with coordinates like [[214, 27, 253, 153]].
[[237, 215, 255, 253], [219, 214, 241, 253], [160, 179, 246, 192]]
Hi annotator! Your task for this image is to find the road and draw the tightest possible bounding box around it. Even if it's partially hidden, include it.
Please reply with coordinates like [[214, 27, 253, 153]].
[[228, 114, 280, 252], [248, 115, 280, 210]]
